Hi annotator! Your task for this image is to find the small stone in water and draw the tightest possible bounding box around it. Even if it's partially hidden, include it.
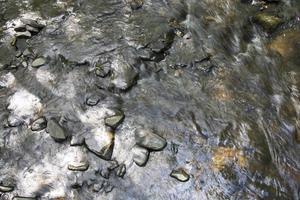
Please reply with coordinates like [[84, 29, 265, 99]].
[[15, 31, 31, 39], [132, 145, 149, 166], [68, 162, 89, 171], [86, 96, 100, 106], [116, 164, 126, 177], [31, 117, 47, 131], [26, 25, 39, 33], [14, 25, 27, 32], [21, 18, 45, 29], [170, 168, 190, 182], [46, 119, 68, 142], [32, 58, 46, 68], [70, 135, 85, 146], [135, 129, 167, 151], [104, 111, 125, 129], [0, 185, 14, 192]]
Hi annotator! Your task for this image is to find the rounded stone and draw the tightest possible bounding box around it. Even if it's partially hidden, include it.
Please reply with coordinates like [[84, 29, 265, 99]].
[[170, 168, 190, 182], [32, 58, 46, 68]]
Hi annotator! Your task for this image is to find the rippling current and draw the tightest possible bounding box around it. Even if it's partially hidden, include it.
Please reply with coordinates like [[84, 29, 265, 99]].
[[0, 0, 299, 199]]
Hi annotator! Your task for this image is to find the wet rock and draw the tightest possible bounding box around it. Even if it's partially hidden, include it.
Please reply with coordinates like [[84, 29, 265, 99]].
[[135, 129, 167, 151], [108, 160, 119, 171], [0, 185, 14, 192], [46, 119, 68, 142], [86, 96, 100, 106], [103, 181, 114, 193], [269, 30, 300, 62], [32, 57, 46, 68], [25, 25, 39, 34], [31, 117, 47, 131], [21, 61, 28, 68], [23, 48, 33, 57], [100, 168, 110, 179], [92, 183, 103, 192], [15, 51, 22, 58], [14, 25, 27, 32], [70, 135, 85, 146], [170, 168, 190, 182], [15, 31, 31, 39], [68, 161, 89, 171], [7, 115, 23, 127], [85, 129, 114, 160], [116, 164, 126, 177], [95, 62, 111, 78], [20, 18, 45, 29], [129, 0, 144, 10], [253, 13, 283, 32], [111, 57, 138, 90], [132, 145, 149, 166], [104, 111, 125, 129]]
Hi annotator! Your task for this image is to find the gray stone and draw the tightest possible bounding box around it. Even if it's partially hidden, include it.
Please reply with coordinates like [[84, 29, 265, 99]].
[[86, 96, 100, 106], [85, 129, 114, 160], [68, 161, 89, 171], [104, 111, 125, 129], [31, 117, 47, 131], [15, 31, 31, 39], [26, 25, 39, 33], [135, 129, 167, 151], [13, 197, 36, 200], [14, 25, 27, 32], [70, 135, 85, 146], [116, 164, 126, 177], [111, 57, 138, 90], [132, 145, 149, 166], [170, 168, 190, 182], [92, 183, 103, 192], [20, 18, 45, 29], [32, 58, 46, 68], [0, 185, 14, 192], [46, 119, 67, 142], [103, 181, 114, 193]]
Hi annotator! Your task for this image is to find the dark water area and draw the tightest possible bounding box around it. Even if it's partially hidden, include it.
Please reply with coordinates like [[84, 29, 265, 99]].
[[0, 0, 299, 199]]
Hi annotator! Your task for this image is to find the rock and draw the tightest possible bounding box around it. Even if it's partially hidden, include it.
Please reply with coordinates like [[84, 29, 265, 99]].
[[86, 96, 100, 106], [104, 111, 125, 129], [15, 51, 22, 58], [135, 129, 167, 151], [11, 37, 17, 46], [107, 160, 119, 171], [32, 58, 46, 68], [92, 183, 103, 192], [46, 119, 68, 142], [15, 31, 31, 39], [269, 30, 300, 62], [14, 25, 27, 32], [111, 57, 138, 90], [95, 62, 111, 78], [7, 115, 23, 127], [116, 164, 126, 177], [253, 13, 283, 32], [70, 135, 85, 146], [68, 161, 89, 171], [20, 18, 45, 29], [170, 168, 190, 182], [85, 129, 114, 160], [31, 117, 47, 131], [23, 48, 33, 57], [132, 145, 149, 166], [21, 61, 28, 68], [103, 181, 114, 193], [129, 0, 144, 10], [0, 185, 14, 192], [100, 168, 110, 179], [26, 25, 39, 34]]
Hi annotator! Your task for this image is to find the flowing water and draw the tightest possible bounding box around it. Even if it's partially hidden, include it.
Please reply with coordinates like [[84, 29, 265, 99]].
[[0, 0, 299, 199]]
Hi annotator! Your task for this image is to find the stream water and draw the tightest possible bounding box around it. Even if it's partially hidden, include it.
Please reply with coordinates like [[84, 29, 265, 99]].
[[0, 0, 299, 199]]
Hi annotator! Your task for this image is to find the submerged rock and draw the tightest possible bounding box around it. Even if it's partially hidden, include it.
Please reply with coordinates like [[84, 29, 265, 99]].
[[15, 31, 32, 39], [68, 161, 89, 171], [104, 111, 125, 129], [86, 96, 100, 106], [111, 57, 138, 90], [116, 164, 126, 177], [170, 168, 190, 182], [20, 18, 45, 29], [85, 129, 114, 160], [129, 0, 144, 10], [132, 145, 149, 166], [253, 13, 283, 32], [0, 185, 14, 192], [32, 58, 46, 68], [135, 129, 167, 151], [46, 119, 68, 142], [31, 117, 47, 131]]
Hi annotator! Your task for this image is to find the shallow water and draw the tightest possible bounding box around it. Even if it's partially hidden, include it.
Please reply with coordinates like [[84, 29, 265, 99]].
[[0, 0, 299, 199]]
